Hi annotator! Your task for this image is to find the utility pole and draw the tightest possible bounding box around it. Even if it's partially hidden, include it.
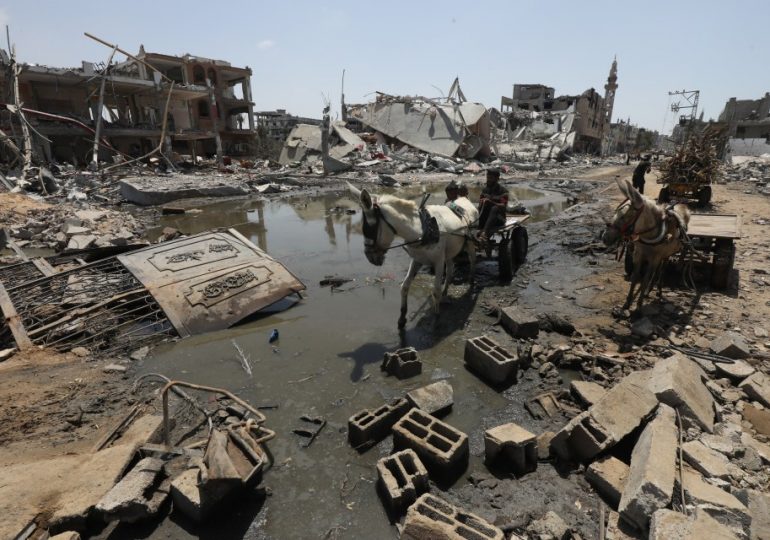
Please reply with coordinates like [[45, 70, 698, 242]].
[[668, 89, 700, 142]]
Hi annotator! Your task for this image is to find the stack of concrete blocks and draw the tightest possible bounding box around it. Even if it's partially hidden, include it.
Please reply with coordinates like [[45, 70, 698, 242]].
[[376, 449, 428, 512], [381, 347, 422, 379], [551, 374, 658, 462], [484, 422, 537, 475], [392, 408, 468, 475], [402, 494, 504, 540], [348, 398, 411, 449], [465, 336, 519, 385]]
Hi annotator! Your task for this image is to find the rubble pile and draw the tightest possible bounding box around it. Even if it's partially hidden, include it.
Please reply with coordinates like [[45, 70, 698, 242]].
[[723, 156, 770, 196]]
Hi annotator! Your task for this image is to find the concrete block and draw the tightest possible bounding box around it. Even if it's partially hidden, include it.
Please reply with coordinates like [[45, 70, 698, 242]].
[[650, 508, 739, 540], [682, 440, 738, 480], [376, 449, 428, 512], [646, 353, 715, 433], [464, 336, 518, 385], [402, 493, 504, 540], [586, 456, 629, 509], [49, 533, 81, 540], [393, 408, 468, 476], [406, 380, 453, 416], [711, 332, 751, 359], [483, 422, 537, 475], [536, 431, 554, 460], [66, 234, 97, 250], [735, 488, 770, 540], [170, 468, 202, 522], [381, 347, 422, 379], [619, 404, 677, 531], [715, 360, 756, 382], [551, 375, 658, 462], [678, 466, 750, 536], [605, 510, 639, 539], [96, 457, 169, 523], [500, 306, 539, 338], [570, 380, 606, 407], [739, 372, 770, 408], [348, 398, 411, 449]]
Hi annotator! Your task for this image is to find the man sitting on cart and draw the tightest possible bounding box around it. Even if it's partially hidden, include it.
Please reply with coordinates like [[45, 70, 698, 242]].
[[477, 168, 509, 240]]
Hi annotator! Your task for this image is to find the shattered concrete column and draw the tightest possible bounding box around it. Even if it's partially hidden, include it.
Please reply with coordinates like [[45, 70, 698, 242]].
[[207, 79, 223, 167], [618, 404, 677, 532], [321, 105, 330, 176]]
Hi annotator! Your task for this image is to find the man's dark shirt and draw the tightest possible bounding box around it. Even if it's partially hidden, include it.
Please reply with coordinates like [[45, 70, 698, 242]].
[[633, 160, 651, 183], [480, 182, 509, 206]]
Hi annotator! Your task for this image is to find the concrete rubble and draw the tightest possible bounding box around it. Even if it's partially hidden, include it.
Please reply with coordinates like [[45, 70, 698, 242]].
[[95, 457, 169, 523], [406, 380, 454, 416], [401, 494, 504, 540], [585, 456, 629, 509]]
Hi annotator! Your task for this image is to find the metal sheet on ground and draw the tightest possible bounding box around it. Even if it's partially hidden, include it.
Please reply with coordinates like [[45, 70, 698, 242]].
[[118, 228, 305, 337]]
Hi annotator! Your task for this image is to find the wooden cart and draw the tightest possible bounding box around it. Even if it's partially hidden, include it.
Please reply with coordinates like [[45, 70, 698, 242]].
[[478, 214, 530, 281], [687, 214, 741, 289], [625, 213, 741, 289]]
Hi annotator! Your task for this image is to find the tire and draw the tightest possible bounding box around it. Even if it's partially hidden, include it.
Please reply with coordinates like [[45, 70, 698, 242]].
[[512, 226, 528, 266], [697, 186, 712, 207], [498, 239, 513, 282], [658, 187, 671, 203]]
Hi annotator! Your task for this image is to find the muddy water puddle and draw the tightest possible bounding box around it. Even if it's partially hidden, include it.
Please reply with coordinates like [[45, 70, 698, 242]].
[[137, 185, 566, 539]]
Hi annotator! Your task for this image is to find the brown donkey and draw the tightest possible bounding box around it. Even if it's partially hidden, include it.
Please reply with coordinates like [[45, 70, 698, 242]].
[[602, 177, 691, 311]]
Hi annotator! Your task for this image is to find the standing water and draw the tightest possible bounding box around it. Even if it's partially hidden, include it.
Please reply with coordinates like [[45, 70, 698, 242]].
[[136, 184, 567, 539]]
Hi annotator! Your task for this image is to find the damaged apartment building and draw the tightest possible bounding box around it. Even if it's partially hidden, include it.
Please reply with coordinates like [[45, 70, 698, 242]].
[[499, 59, 618, 156], [0, 44, 256, 165]]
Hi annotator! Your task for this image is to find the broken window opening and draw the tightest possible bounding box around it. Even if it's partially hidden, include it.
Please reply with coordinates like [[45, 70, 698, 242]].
[[198, 100, 210, 118], [193, 64, 206, 84], [207, 68, 217, 86]]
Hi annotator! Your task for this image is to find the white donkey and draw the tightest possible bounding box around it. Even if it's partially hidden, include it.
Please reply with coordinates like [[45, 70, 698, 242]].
[[348, 183, 478, 328]]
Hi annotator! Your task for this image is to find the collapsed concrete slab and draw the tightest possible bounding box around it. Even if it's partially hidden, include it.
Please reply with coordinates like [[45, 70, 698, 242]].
[[551, 374, 658, 462], [119, 175, 249, 206], [715, 360, 756, 382], [402, 494, 504, 540], [96, 457, 169, 523], [682, 440, 740, 480], [735, 488, 770, 540], [279, 122, 364, 165], [586, 456, 629, 509], [483, 422, 537, 475], [619, 404, 677, 531], [739, 372, 770, 408], [646, 353, 715, 432], [678, 467, 750, 536], [570, 380, 607, 407], [711, 332, 751, 359], [650, 508, 739, 540]]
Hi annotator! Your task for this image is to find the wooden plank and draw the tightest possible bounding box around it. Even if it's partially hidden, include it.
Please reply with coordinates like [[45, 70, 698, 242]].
[[503, 214, 531, 228], [0, 281, 33, 349], [688, 214, 741, 239], [30, 258, 55, 277], [6, 238, 29, 261]]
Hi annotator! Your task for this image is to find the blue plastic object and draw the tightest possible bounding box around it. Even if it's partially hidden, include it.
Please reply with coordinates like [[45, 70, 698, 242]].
[[269, 329, 279, 343]]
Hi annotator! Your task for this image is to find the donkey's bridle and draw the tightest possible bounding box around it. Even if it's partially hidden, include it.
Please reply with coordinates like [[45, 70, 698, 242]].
[[607, 199, 668, 245], [362, 203, 423, 252]]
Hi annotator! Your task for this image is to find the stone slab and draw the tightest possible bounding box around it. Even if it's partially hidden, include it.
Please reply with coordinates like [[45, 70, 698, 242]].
[[119, 176, 249, 206], [406, 380, 453, 416], [682, 440, 737, 480], [742, 403, 770, 438], [716, 360, 756, 382], [646, 353, 715, 432], [619, 404, 677, 531], [586, 456, 629, 509], [711, 332, 751, 359], [678, 466, 750, 536], [650, 508, 739, 540], [500, 306, 539, 338], [570, 380, 607, 407], [740, 372, 770, 408], [96, 457, 168, 523], [735, 488, 770, 540]]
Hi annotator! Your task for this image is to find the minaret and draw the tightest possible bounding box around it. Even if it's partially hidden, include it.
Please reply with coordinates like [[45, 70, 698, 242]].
[[604, 56, 618, 128]]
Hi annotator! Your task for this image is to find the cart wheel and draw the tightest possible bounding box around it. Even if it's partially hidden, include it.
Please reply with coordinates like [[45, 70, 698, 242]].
[[697, 186, 712, 207], [624, 243, 635, 276], [711, 239, 735, 289], [512, 226, 528, 266], [658, 187, 671, 203], [498, 239, 513, 282]]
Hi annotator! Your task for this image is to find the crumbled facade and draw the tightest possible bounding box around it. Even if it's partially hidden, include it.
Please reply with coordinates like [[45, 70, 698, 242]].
[[0, 46, 256, 165], [718, 93, 770, 140], [255, 109, 322, 142]]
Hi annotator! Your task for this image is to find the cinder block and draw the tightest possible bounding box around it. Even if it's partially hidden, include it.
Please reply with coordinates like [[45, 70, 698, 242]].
[[348, 398, 411, 449], [484, 422, 537, 475], [465, 336, 519, 385], [381, 347, 422, 379], [500, 306, 539, 338], [376, 449, 429, 512], [393, 408, 468, 475], [402, 493, 504, 540]]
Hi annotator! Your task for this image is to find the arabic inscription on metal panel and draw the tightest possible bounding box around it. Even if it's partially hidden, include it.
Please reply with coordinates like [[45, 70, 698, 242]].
[[185, 265, 273, 308], [148, 237, 240, 272]]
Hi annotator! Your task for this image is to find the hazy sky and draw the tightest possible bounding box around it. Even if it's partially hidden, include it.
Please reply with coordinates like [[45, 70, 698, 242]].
[[3, 1, 768, 134]]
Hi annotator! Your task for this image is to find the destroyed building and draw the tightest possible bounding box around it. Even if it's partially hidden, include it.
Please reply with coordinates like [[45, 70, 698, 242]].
[[719, 92, 770, 140], [255, 109, 322, 142], [500, 84, 556, 113], [0, 44, 256, 165]]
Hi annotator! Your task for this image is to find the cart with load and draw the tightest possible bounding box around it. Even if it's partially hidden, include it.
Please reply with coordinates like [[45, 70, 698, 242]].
[[657, 128, 723, 207], [477, 214, 530, 281]]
